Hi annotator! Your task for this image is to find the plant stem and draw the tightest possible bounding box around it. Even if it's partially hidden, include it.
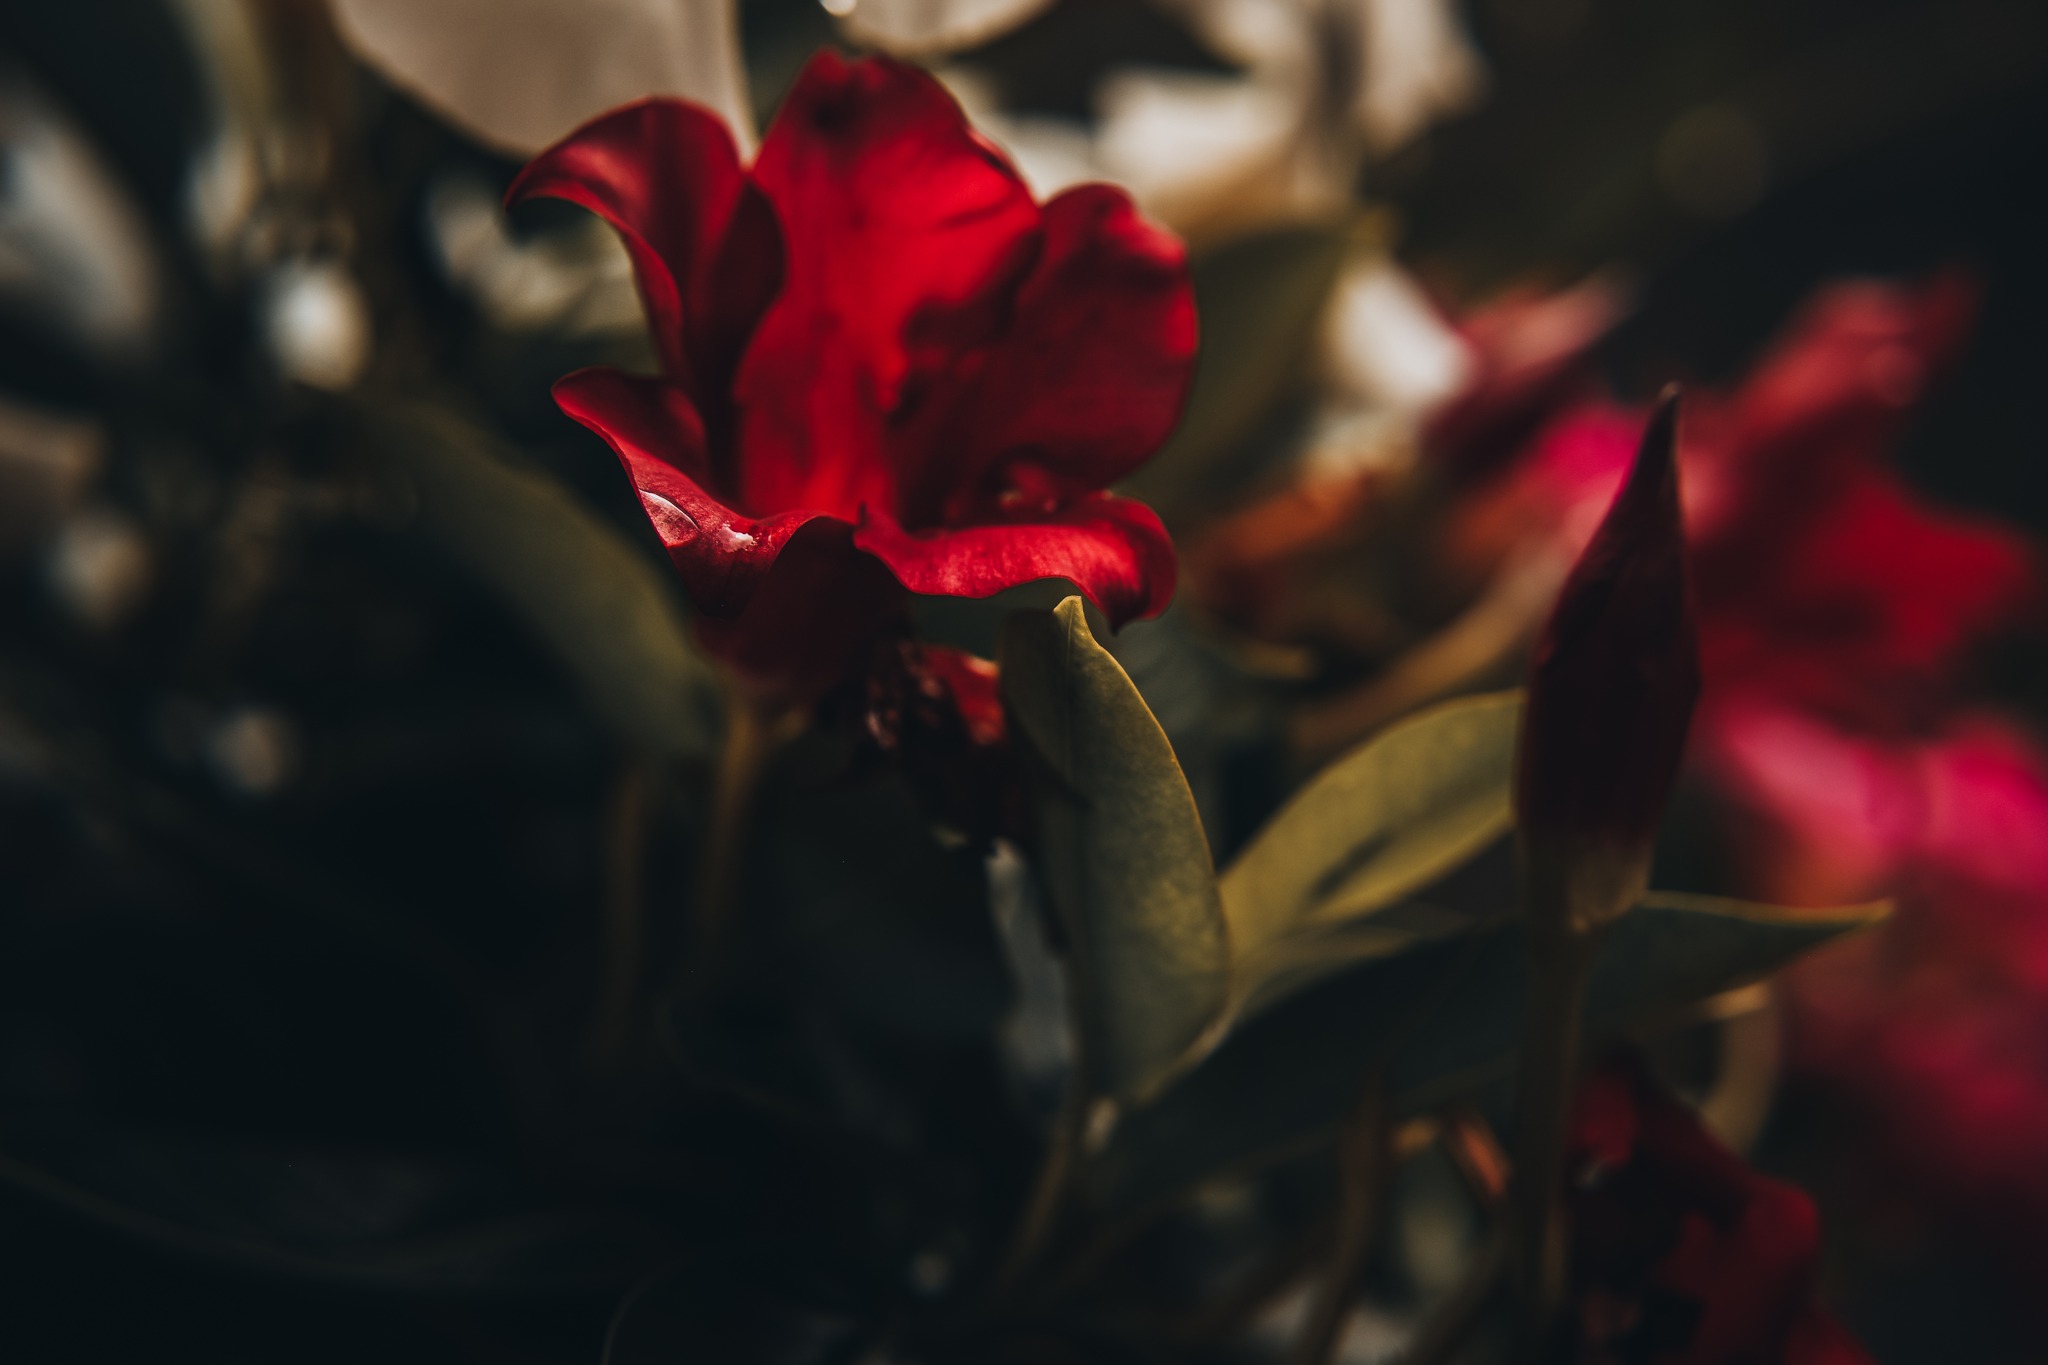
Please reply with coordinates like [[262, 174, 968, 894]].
[[1507, 909, 1596, 1333], [689, 687, 789, 991], [1292, 1075, 1388, 1365], [997, 1086, 1087, 1292], [589, 759, 653, 1067]]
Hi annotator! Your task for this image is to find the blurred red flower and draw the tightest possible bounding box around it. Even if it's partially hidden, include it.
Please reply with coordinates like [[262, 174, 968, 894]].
[[1568, 1056, 1872, 1365], [1451, 274, 2031, 738], [1716, 703, 2048, 1263], [510, 53, 1192, 698], [1460, 276, 2048, 1255]]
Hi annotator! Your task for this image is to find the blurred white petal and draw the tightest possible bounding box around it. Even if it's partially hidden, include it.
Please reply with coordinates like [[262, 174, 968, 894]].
[[1321, 255, 1471, 414], [0, 83, 160, 359], [1095, 69, 1326, 242], [428, 176, 643, 334], [1306, 253, 1472, 477], [835, 0, 1056, 57], [1061, 0, 1487, 241], [938, 68, 1099, 197], [329, 0, 755, 156], [1354, 0, 1485, 153], [977, 113, 1102, 198], [1152, 0, 1310, 69]]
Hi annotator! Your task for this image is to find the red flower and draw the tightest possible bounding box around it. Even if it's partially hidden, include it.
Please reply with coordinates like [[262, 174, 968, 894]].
[[1567, 1056, 1872, 1365], [508, 53, 1192, 697]]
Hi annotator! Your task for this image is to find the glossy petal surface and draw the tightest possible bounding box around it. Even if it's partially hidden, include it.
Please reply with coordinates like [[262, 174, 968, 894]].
[[554, 368, 834, 617], [856, 495, 1176, 628], [908, 183, 1197, 525], [737, 53, 1040, 521], [509, 100, 780, 419]]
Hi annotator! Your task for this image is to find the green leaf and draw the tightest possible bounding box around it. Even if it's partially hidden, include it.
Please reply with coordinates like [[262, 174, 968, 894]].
[[1084, 893, 1885, 1220], [1120, 222, 1350, 526], [1221, 691, 1522, 1013], [1000, 598, 1232, 1105], [379, 403, 718, 761]]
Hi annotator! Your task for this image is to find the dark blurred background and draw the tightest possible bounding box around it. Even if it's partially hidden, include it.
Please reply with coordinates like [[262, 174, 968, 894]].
[[0, 1, 2043, 1360]]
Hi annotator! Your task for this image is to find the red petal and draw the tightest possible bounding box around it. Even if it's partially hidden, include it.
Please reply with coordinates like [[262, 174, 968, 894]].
[[1423, 276, 1622, 484], [1698, 464, 2034, 724], [854, 494, 1176, 628], [736, 53, 1041, 521], [553, 367, 835, 617], [1722, 272, 1976, 486], [917, 644, 1006, 749], [1568, 1057, 1869, 1365], [905, 183, 1197, 524], [695, 519, 906, 700], [508, 100, 781, 419]]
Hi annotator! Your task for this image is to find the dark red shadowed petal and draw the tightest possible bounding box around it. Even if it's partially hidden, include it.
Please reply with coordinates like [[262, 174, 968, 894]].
[[915, 645, 1005, 748], [1422, 276, 1624, 485], [1567, 1057, 1873, 1365], [908, 183, 1197, 525], [735, 52, 1041, 521], [1720, 272, 1977, 489], [853, 493, 1176, 629], [1688, 274, 1990, 633], [695, 519, 906, 700], [1783, 1307, 1878, 1365], [1518, 388, 1700, 854], [508, 99, 781, 420], [553, 367, 839, 618]]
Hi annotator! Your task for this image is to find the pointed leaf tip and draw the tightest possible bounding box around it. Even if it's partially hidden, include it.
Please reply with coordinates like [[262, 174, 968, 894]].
[[1517, 387, 1699, 864], [1000, 597, 1231, 1105]]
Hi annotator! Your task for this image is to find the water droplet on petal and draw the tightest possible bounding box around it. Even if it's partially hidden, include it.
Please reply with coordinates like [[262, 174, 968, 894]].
[[710, 523, 757, 552], [638, 490, 699, 546]]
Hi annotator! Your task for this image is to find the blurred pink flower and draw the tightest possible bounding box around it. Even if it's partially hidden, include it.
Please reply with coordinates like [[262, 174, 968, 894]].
[[1460, 273, 2048, 1247]]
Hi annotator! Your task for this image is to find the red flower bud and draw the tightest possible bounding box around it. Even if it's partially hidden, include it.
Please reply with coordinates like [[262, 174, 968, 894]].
[[1517, 389, 1699, 920]]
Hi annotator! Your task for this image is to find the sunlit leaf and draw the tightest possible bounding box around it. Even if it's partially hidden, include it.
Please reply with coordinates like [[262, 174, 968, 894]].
[[378, 403, 718, 761], [1221, 690, 1521, 1012], [1085, 892, 1885, 1220], [1121, 222, 1350, 525], [1000, 597, 1231, 1105]]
